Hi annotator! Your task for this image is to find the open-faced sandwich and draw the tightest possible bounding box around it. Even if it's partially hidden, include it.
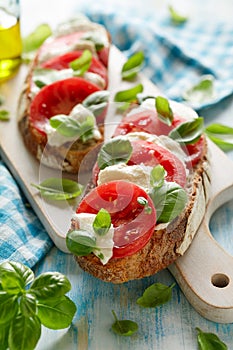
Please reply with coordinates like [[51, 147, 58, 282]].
[[66, 96, 211, 283], [18, 15, 111, 173]]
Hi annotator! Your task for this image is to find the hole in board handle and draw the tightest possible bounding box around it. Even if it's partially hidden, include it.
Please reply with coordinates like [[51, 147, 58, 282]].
[[211, 273, 230, 288]]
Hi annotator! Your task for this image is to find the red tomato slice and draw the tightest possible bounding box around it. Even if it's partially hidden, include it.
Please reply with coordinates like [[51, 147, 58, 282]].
[[113, 109, 205, 167], [77, 180, 156, 259], [41, 51, 108, 89], [93, 139, 186, 188], [29, 77, 101, 135]]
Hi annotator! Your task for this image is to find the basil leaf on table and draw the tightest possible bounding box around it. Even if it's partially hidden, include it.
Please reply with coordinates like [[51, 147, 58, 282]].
[[20, 293, 37, 317], [169, 117, 204, 145], [205, 123, 233, 151], [137, 282, 176, 307], [93, 208, 111, 236], [169, 5, 188, 25], [0, 293, 18, 325], [182, 75, 215, 105], [31, 177, 83, 200], [0, 261, 34, 293], [111, 310, 138, 337], [196, 327, 228, 350], [155, 96, 173, 126], [121, 51, 145, 80], [97, 137, 133, 170]]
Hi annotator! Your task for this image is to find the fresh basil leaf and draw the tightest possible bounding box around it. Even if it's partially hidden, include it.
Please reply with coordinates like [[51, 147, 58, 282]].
[[155, 96, 173, 126], [20, 293, 37, 317], [149, 181, 187, 223], [8, 314, 41, 350], [205, 123, 233, 151], [111, 310, 138, 337], [0, 293, 18, 325], [196, 327, 228, 350], [81, 32, 105, 51], [0, 261, 34, 293], [169, 5, 188, 24], [22, 24, 52, 53], [93, 209, 111, 236], [30, 272, 71, 300], [37, 295, 77, 330], [137, 282, 175, 307], [0, 321, 10, 350], [121, 51, 145, 80], [82, 90, 110, 117], [31, 177, 83, 200], [70, 49, 92, 76], [97, 137, 133, 170], [150, 165, 166, 188], [66, 230, 97, 256], [183, 75, 215, 105], [114, 84, 143, 103], [169, 117, 204, 145], [0, 110, 10, 121]]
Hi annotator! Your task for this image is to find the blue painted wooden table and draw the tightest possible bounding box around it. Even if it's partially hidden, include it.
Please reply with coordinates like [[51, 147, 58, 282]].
[[17, 0, 233, 348]]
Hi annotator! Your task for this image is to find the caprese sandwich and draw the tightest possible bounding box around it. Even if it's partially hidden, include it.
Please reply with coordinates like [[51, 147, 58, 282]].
[[66, 96, 211, 283], [18, 15, 111, 173]]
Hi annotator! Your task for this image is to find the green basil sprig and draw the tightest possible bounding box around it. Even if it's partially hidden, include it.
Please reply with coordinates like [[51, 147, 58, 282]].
[[137, 282, 175, 307], [169, 5, 188, 25], [82, 90, 110, 117], [196, 328, 228, 350], [111, 310, 138, 337], [149, 165, 187, 223], [70, 49, 92, 76], [182, 75, 215, 105], [121, 51, 145, 80], [97, 137, 133, 170], [155, 96, 174, 126], [205, 123, 233, 151], [0, 261, 76, 350], [169, 117, 204, 145], [0, 110, 10, 121], [31, 177, 83, 200]]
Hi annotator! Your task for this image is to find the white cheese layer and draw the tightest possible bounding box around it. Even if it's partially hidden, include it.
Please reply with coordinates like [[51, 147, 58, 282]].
[[72, 212, 114, 265], [45, 104, 101, 147]]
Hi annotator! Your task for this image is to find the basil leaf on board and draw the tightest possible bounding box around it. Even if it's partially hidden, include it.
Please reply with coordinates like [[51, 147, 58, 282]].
[[82, 90, 110, 117], [205, 123, 233, 151], [150, 165, 166, 188], [114, 84, 144, 103], [0, 110, 10, 121], [111, 310, 138, 337], [0, 293, 18, 325], [22, 24, 52, 53], [182, 75, 215, 105], [169, 117, 204, 145], [155, 96, 173, 126], [20, 293, 37, 317], [66, 230, 97, 256], [37, 296, 77, 330], [31, 177, 83, 200], [137, 282, 176, 307], [0, 261, 34, 294], [196, 328, 228, 350], [8, 314, 41, 350], [169, 5, 188, 24], [30, 272, 71, 300], [93, 209, 111, 236], [121, 51, 145, 80], [0, 322, 10, 350], [149, 181, 187, 223], [70, 49, 92, 76], [97, 137, 133, 170]]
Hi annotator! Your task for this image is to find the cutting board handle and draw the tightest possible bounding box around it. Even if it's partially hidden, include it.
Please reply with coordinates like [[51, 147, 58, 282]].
[[169, 141, 233, 323]]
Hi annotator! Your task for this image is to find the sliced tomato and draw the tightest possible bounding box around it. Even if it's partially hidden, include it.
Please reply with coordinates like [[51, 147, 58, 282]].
[[29, 77, 101, 135], [77, 180, 156, 259], [93, 139, 186, 188], [41, 51, 108, 88], [113, 109, 205, 167]]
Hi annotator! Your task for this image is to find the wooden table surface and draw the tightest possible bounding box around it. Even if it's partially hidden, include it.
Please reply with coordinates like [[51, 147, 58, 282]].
[[4, 0, 233, 348]]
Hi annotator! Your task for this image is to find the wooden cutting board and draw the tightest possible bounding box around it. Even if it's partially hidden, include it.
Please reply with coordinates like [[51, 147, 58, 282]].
[[1, 45, 233, 324]]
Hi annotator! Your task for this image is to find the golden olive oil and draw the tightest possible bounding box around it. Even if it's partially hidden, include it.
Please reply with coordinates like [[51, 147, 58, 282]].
[[0, 7, 22, 82]]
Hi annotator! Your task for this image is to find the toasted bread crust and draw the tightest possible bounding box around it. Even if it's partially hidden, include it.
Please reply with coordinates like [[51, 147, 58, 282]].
[[72, 141, 210, 283]]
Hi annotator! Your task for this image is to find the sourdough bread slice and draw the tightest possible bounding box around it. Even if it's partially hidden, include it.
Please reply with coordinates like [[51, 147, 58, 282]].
[[71, 137, 210, 283]]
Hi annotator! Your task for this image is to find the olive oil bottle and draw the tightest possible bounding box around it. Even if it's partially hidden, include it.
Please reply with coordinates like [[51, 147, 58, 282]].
[[0, 1, 22, 82]]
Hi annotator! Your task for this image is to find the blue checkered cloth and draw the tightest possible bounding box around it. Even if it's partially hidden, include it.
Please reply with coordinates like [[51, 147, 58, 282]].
[[84, 7, 233, 111], [0, 161, 53, 267]]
